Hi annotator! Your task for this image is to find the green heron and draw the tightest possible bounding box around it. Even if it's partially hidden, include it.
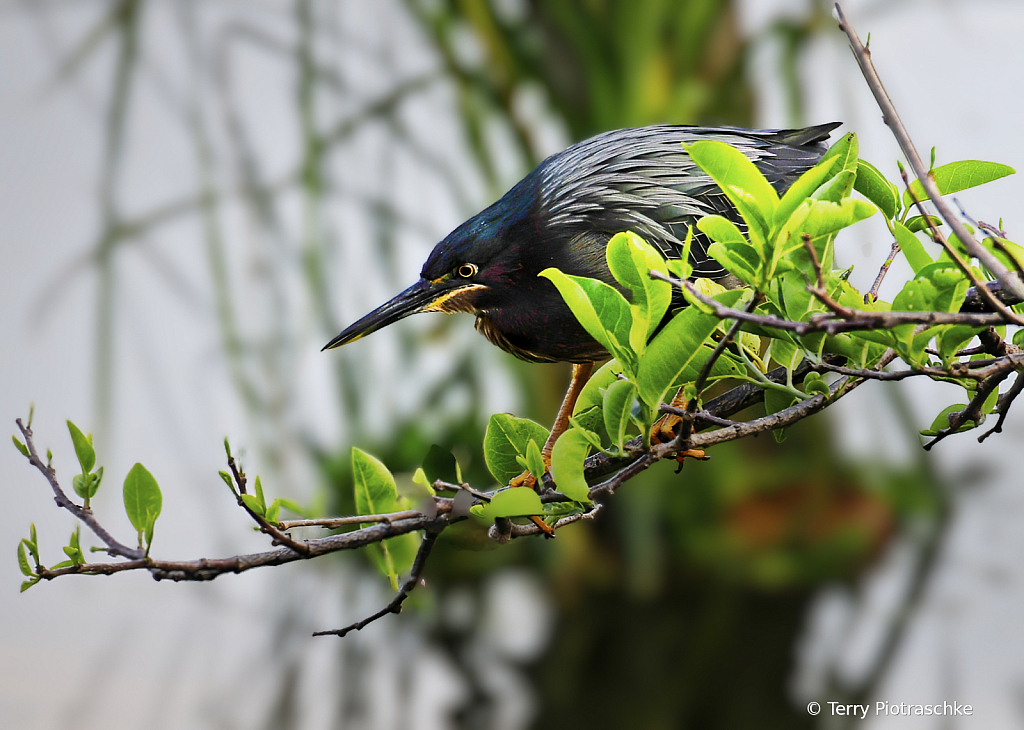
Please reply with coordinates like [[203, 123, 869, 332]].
[[325, 123, 842, 506]]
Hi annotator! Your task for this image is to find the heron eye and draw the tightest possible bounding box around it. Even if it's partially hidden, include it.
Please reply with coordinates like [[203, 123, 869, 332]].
[[457, 263, 478, 278]]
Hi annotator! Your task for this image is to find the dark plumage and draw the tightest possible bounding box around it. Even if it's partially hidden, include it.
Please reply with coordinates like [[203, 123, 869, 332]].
[[325, 122, 842, 363]]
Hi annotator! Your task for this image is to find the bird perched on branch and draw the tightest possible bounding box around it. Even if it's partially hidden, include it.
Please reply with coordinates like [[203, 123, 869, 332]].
[[326, 122, 840, 362], [325, 122, 842, 509]]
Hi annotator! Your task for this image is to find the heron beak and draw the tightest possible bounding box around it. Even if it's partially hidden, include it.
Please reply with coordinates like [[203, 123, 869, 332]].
[[322, 279, 484, 351]]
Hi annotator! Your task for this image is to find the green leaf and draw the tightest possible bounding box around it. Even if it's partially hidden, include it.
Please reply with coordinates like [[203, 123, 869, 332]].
[[780, 270, 817, 322], [606, 232, 672, 352], [483, 414, 550, 485], [351, 448, 416, 590], [920, 404, 972, 436], [893, 222, 933, 275], [637, 290, 746, 409], [12, 435, 29, 458], [697, 215, 747, 248], [854, 159, 900, 220], [218, 470, 238, 496], [144, 513, 157, 550], [66, 421, 95, 474], [905, 215, 942, 234], [916, 263, 969, 313], [567, 420, 606, 452], [63, 532, 84, 566], [903, 160, 1015, 206], [540, 268, 633, 364], [422, 444, 459, 485], [265, 500, 281, 525], [524, 438, 546, 482], [411, 467, 438, 498], [240, 493, 265, 517], [685, 139, 778, 250], [812, 168, 857, 205], [49, 560, 75, 570], [370, 533, 420, 592], [803, 372, 831, 396], [122, 463, 163, 534], [549, 429, 592, 503], [470, 488, 544, 521], [21, 573, 40, 593], [28, 524, 39, 564], [666, 226, 695, 280], [764, 389, 798, 442], [892, 277, 939, 314], [937, 325, 982, 359], [352, 447, 402, 518], [984, 235, 1024, 276], [574, 360, 626, 415], [254, 475, 266, 512], [769, 339, 802, 371], [72, 466, 103, 500], [790, 198, 876, 243], [699, 214, 762, 285], [276, 499, 310, 517], [776, 134, 855, 227], [1012, 329, 1024, 348], [602, 379, 636, 450], [17, 541, 32, 576], [705, 240, 761, 285], [570, 406, 605, 439]]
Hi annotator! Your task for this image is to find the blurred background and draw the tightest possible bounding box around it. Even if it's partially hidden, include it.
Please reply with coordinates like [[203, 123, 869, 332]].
[[3, 0, 1024, 728]]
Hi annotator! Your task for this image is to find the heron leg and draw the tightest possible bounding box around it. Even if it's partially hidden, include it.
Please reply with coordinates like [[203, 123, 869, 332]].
[[650, 385, 710, 464], [650, 384, 689, 443], [542, 361, 594, 461], [509, 361, 595, 537]]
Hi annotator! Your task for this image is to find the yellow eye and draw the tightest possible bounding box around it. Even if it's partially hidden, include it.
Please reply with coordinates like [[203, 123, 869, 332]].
[[457, 263, 478, 278]]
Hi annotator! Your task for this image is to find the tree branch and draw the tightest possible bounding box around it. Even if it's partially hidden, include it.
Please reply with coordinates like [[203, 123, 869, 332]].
[[16, 418, 142, 560], [226, 452, 312, 555], [978, 371, 1024, 442], [650, 271, 1011, 335], [834, 2, 1024, 303], [312, 529, 441, 638], [899, 166, 1022, 324]]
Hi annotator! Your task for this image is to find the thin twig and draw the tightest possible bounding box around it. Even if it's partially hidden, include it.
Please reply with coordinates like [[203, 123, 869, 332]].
[[312, 530, 440, 637], [867, 240, 902, 302], [813, 356, 1024, 383], [899, 166, 1021, 323], [660, 407, 745, 428], [978, 220, 1007, 239], [979, 371, 1024, 442], [651, 271, 1009, 334], [279, 510, 430, 530], [32, 512, 454, 581], [924, 369, 1013, 450], [834, 2, 1024, 303], [432, 479, 492, 501], [494, 504, 605, 540], [675, 292, 759, 447], [16, 419, 143, 560], [227, 454, 311, 555]]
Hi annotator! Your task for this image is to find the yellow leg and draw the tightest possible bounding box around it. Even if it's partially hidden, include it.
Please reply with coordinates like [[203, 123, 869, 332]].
[[511, 362, 595, 536], [651, 384, 688, 444], [650, 385, 710, 466], [543, 361, 594, 461]]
